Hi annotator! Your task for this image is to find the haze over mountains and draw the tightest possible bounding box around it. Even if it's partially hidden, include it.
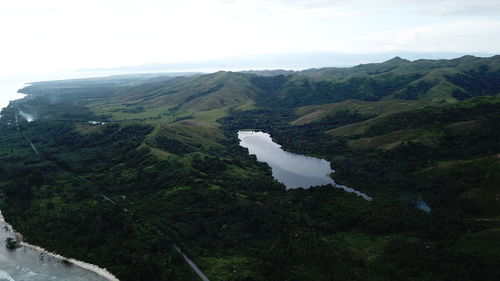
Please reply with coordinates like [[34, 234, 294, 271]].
[[83, 52, 495, 72], [1, 55, 499, 281], [1, 0, 499, 280]]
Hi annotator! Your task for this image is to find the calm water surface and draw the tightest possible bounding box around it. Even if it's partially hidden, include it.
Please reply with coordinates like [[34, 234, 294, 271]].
[[0, 78, 26, 112], [238, 131, 371, 200], [0, 222, 110, 281]]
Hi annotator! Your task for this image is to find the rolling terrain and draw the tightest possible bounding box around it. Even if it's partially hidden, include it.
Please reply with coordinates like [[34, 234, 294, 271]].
[[0, 55, 499, 281]]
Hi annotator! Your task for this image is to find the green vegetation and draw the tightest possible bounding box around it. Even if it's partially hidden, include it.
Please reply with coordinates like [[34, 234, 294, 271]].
[[5, 237, 17, 249], [0, 56, 499, 280]]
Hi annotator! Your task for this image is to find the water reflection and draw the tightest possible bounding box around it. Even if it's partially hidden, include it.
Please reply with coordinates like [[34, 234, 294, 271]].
[[238, 131, 371, 200]]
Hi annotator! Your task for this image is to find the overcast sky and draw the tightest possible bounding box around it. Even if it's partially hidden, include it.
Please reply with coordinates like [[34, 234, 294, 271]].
[[0, 0, 499, 75]]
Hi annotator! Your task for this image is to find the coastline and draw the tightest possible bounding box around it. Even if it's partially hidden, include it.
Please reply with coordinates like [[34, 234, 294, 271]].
[[0, 78, 119, 281], [0, 211, 120, 281]]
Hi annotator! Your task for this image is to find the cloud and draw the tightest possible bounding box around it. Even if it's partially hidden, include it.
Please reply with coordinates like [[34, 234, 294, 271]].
[[405, 0, 500, 16], [378, 19, 500, 53], [0, 0, 498, 76], [268, 0, 350, 8], [277, 0, 500, 16], [224, 0, 500, 15]]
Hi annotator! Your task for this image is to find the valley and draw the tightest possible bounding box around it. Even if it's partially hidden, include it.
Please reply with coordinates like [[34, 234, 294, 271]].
[[0, 55, 499, 281]]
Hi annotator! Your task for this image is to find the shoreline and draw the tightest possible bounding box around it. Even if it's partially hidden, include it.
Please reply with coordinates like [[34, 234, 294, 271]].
[[0, 211, 120, 281]]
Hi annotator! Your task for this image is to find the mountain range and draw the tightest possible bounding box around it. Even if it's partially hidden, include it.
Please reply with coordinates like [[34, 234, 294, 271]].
[[0, 55, 499, 281]]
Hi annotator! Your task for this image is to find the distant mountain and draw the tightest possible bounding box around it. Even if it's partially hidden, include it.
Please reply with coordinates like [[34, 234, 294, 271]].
[[24, 55, 500, 126], [3, 54, 500, 281], [239, 69, 296, 76], [82, 51, 495, 72]]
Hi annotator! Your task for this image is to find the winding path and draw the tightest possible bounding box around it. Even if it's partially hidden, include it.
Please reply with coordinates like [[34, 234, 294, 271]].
[[10, 109, 210, 281], [99, 193, 211, 281], [173, 244, 210, 281]]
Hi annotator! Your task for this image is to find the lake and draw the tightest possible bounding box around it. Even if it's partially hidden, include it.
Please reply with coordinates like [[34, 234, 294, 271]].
[[238, 131, 371, 200]]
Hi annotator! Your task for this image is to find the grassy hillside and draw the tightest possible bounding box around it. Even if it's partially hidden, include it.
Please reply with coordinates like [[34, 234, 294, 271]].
[[2, 55, 499, 281], [90, 71, 257, 125], [253, 55, 500, 107], [18, 55, 500, 127]]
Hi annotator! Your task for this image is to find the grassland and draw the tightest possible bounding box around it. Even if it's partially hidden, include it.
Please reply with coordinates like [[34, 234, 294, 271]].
[[2, 55, 499, 281]]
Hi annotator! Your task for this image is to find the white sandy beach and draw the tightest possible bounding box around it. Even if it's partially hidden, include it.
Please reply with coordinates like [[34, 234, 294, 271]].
[[0, 211, 119, 281]]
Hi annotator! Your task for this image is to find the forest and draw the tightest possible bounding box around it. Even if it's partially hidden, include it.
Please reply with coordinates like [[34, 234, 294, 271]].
[[0, 56, 499, 281]]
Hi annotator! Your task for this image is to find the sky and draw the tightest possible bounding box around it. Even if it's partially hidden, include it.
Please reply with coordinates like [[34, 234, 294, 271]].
[[0, 0, 499, 76]]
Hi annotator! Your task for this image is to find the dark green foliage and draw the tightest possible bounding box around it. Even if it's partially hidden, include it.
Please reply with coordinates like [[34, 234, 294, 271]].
[[446, 65, 500, 98], [184, 83, 224, 103], [222, 108, 373, 155], [1, 56, 500, 281], [365, 99, 500, 136], [252, 73, 423, 108], [154, 135, 199, 154], [395, 80, 435, 100], [5, 237, 17, 250], [452, 89, 473, 100], [192, 155, 228, 174], [250, 74, 290, 93]]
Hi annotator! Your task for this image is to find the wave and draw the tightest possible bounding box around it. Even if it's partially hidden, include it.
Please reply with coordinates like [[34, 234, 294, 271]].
[[20, 243, 119, 281], [0, 211, 119, 281], [0, 270, 15, 281]]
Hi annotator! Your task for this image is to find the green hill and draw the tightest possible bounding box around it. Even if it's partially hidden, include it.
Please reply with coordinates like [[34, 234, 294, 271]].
[[1, 55, 499, 281], [90, 71, 257, 125]]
